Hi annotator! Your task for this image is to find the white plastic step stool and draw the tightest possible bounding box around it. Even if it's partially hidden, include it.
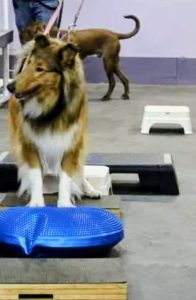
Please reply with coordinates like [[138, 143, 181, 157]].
[[84, 165, 112, 195], [141, 105, 192, 134]]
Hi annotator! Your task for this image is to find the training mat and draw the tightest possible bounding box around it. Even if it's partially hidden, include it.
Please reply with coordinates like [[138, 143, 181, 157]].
[[0, 206, 123, 257]]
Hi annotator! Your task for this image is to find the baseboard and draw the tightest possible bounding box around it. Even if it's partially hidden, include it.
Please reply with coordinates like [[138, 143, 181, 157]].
[[83, 56, 196, 85], [1, 55, 196, 85]]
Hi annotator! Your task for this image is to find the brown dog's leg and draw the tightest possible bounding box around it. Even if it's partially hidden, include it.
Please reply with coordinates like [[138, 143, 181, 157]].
[[114, 63, 130, 100], [101, 57, 116, 101]]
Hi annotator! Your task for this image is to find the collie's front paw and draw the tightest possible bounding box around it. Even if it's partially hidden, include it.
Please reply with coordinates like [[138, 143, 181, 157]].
[[57, 195, 76, 207], [82, 178, 101, 199], [83, 189, 101, 199], [27, 198, 45, 207], [57, 201, 76, 208]]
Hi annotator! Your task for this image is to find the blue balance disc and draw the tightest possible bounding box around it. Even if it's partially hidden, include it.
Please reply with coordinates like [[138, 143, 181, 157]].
[[0, 207, 124, 257]]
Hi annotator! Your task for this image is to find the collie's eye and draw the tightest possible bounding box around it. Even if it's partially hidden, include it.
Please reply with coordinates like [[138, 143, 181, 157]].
[[36, 67, 44, 72]]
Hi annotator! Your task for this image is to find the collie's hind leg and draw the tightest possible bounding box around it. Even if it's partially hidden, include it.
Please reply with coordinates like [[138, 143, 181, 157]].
[[82, 177, 101, 199]]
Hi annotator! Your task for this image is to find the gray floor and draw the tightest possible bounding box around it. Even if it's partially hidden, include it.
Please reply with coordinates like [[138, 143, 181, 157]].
[[1, 83, 196, 299]]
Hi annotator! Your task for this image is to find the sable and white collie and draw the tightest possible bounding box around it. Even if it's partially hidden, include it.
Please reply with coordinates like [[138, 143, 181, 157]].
[[7, 34, 100, 207]]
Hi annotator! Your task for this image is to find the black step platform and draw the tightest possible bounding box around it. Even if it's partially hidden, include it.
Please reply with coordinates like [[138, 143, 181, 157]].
[[0, 152, 179, 195], [87, 152, 179, 195]]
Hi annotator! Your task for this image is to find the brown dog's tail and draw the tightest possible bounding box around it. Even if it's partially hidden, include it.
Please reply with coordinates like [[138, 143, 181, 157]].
[[117, 15, 140, 40]]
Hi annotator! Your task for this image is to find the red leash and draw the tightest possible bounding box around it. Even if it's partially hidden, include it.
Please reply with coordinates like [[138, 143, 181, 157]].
[[65, 0, 85, 42], [73, 0, 85, 28], [22, 0, 85, 70], [44, 0, 64, 35], [22, 0, 63, 71], [46, 0, 86, 40]]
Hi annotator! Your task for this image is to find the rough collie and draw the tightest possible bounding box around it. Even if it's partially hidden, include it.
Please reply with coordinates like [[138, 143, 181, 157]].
[[7, 34, 100, 207]]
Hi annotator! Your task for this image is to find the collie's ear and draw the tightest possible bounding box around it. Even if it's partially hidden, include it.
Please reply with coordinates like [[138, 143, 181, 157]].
[[35, 34, 50, 48], [58, 43, 78, 68]]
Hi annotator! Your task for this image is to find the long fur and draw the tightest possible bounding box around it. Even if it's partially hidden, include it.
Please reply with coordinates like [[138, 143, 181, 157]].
[[8, 35, 99, 206]]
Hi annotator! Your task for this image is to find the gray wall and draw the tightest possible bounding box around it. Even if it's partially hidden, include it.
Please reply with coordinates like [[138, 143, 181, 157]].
[[0, 0, 196, 58]]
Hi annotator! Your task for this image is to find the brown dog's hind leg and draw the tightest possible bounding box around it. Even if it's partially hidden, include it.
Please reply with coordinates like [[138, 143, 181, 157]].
[[114, 63, 130, 100], [101, 57, 116, 101]]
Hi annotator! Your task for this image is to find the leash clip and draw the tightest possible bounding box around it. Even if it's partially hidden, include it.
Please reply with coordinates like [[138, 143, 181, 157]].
[[67, 23, 76, 42], [62, 0, 85, 42]]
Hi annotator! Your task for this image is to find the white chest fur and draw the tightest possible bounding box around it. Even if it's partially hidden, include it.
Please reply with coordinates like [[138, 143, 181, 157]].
[[23, 98, 43, 119], [23, 123, 79, 174]]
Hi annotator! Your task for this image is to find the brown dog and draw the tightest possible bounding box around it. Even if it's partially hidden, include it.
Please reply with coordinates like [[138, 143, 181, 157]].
[[19, 15, 140, 100]]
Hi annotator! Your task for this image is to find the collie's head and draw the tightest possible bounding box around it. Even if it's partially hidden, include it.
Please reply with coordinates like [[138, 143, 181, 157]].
[[7, 34, 83, 121]]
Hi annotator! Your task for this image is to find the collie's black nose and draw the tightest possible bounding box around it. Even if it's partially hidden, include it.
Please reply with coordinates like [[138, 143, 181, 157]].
[[7, 81, 16, 93]]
